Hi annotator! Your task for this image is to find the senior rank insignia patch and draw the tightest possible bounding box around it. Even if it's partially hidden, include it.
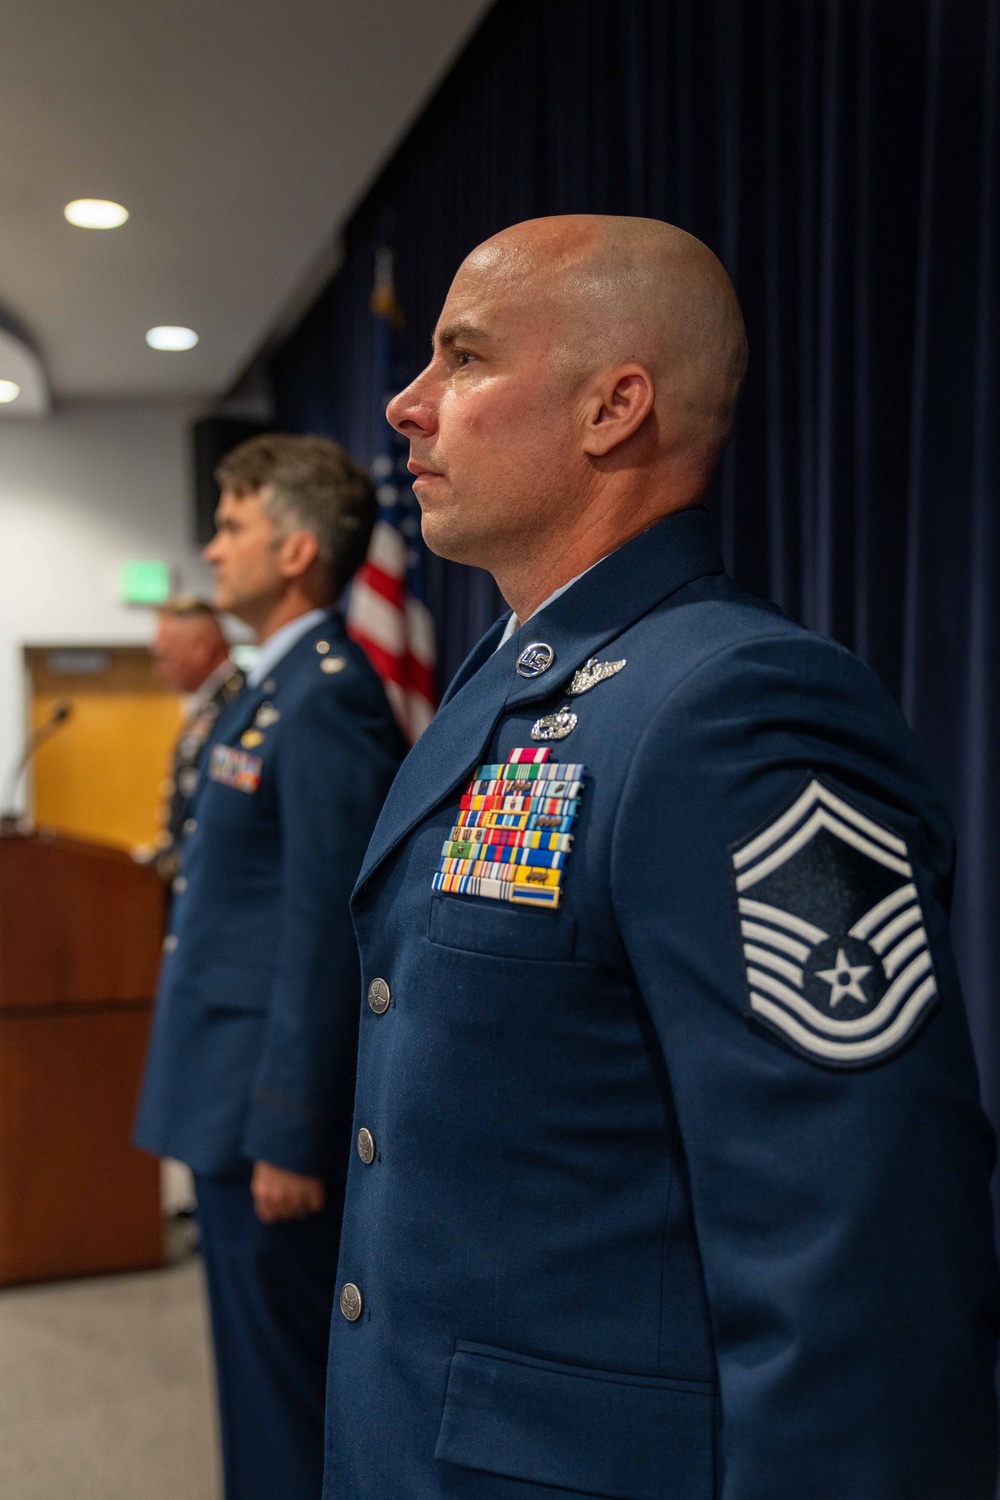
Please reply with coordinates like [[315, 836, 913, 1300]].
[[432, 747, 585, 909], [209, 743, 263, 794], [731, 777, 938, 1068]]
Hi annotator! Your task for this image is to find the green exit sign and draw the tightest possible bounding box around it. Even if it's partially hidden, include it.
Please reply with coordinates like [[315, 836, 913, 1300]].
[[119, 559, 172, 605]]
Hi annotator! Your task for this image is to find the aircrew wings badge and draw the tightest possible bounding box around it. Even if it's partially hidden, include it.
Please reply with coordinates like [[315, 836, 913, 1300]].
[[731, 777, 938, 1068]]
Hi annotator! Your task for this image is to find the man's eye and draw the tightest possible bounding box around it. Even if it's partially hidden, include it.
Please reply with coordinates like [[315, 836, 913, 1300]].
[[455, 350, 475, 367]]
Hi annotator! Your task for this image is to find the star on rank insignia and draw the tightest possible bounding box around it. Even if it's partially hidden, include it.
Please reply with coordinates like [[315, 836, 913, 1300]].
[[730, 776, 938, 1068]]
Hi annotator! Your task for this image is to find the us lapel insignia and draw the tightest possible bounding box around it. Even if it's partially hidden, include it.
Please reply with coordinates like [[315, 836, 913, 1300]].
[[531, 706, 578, 741], [321, 656, 347, 674], [255, 702, 280, 728], [241, 728, 265, 748], [568, 657, 626, 696]]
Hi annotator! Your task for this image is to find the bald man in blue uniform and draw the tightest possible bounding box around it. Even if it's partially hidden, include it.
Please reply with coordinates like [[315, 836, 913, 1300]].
[[135, 434, 405, 1500], [324, 218, 999, 1499]]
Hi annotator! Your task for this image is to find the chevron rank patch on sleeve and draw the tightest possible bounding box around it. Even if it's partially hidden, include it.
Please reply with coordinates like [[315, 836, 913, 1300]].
[[730, 776, 939, 1067], [432, 748, 586, 909]]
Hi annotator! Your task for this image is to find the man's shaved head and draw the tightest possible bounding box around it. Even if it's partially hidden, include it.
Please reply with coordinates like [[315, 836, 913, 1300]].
[[388, 214, 748, 619], [464, 215, 747, 460]]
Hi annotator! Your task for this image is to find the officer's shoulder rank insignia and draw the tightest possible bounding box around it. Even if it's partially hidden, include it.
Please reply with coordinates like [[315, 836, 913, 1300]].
[[731, 776, 938, 1068], [432, 747, 585, 909]]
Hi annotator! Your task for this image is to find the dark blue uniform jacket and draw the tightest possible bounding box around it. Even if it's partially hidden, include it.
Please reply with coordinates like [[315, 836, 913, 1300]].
[[326, 509, 998, 1500], [135, 611, 406, 1180]]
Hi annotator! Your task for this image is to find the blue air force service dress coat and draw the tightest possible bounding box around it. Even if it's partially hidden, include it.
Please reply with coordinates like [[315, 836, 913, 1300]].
[[134, 612, 406, 1181], [325, 509, 998, 1500]]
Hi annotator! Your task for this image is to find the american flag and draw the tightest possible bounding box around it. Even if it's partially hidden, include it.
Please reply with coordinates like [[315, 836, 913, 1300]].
[[347, 250, 436, 741]]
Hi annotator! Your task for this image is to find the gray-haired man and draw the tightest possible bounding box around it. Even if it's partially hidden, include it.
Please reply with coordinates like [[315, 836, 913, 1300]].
[[135, 434, 406, 1500]]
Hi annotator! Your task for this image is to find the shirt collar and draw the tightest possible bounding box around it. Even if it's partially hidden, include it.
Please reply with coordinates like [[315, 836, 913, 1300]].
[[247, 608, 329, 687]]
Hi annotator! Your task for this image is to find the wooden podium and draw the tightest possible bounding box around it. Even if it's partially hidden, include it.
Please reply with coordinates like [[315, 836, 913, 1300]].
[[0, 830, 165, 1284]]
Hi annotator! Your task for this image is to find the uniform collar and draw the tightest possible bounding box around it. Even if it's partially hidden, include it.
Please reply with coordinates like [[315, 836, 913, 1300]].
[[356, 506, 722, 894], [247, 608, 330, 687], [186, 655, 239, 715]]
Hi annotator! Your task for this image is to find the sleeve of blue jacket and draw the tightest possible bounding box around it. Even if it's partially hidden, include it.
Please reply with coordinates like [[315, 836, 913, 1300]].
[[241, 669, 398, 1179], [612, 631, 999, 1500]]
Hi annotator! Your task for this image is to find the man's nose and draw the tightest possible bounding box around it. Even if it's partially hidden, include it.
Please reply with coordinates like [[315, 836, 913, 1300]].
[[386, 367, 438, 437]]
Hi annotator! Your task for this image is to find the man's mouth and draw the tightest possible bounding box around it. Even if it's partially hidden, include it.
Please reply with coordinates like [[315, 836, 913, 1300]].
[[408, 459, 444, 481]]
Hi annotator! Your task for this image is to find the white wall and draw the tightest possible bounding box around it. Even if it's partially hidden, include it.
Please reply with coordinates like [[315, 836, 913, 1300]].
[[0, 400, 214, 809]]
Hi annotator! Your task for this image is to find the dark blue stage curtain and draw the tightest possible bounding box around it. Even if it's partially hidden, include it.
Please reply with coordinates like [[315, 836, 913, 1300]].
[[267, 0, 1000, 1173]]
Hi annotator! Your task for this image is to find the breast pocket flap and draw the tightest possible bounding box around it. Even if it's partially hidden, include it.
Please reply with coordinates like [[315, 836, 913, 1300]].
[[434, 1341, 714, 1500], [428, 893, 576, 961]]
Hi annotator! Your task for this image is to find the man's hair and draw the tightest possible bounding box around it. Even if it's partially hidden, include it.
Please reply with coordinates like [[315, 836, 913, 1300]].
[[215, 433, 377, 597], [158, 595, 219, 623]]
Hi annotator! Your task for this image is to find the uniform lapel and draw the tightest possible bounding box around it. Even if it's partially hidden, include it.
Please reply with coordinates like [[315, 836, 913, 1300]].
[[355, 508, 723, 892]]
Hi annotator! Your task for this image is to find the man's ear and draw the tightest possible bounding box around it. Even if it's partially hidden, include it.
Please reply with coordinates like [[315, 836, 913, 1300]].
[[276, 528, 321, 580], [580, 364, 655, 458]]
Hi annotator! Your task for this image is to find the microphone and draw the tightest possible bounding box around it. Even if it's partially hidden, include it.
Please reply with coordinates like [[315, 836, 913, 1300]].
[[1, 700, 74, 823]]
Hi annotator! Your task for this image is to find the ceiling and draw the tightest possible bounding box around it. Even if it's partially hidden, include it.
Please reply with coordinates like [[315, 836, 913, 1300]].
[[0, 0, 494, 403]]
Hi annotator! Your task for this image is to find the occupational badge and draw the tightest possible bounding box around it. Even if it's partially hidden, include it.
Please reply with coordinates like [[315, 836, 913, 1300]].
[[531, 706, 578, 741], [731, 776, 938, 1068], [567, 657, 626, 695], [241, 729, 264, 748]]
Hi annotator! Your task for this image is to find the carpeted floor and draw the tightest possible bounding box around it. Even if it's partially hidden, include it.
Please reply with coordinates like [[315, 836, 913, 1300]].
[[0, 1238, 219, 1500]]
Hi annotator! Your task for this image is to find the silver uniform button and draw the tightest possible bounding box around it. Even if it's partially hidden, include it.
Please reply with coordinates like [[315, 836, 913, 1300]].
[[357, 1127, 375, 1165], [263, 677, 277, 694], [163, 934, 178, 954], [183, 818, 197, 835], [173, 875, 188, 894], [340, 1283, 363, 1321], [367, 978, 391, 1014], [516, 642, 555, 678]]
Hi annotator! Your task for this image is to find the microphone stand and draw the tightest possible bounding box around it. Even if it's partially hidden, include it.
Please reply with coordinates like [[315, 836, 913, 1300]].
[[0, 703, 74, 828]]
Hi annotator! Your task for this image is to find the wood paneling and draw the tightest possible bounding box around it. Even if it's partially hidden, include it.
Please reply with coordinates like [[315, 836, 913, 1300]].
[[27, 646, 183, 851]]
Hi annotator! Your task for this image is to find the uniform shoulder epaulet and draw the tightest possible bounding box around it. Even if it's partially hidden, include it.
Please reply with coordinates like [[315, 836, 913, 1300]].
[[313, 637, 349, 678]]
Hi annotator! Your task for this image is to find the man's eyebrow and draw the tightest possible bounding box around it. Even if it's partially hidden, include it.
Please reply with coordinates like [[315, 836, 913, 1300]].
[[433, 322, 493, 350]]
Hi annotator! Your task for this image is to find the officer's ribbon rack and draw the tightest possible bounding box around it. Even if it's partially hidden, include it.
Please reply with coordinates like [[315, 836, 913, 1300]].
[[432, 747, 585, 909]]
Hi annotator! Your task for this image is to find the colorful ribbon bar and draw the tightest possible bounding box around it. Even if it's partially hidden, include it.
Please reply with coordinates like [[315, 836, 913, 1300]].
[[444, 825, 573, 852], [441, 842, 567, 869]]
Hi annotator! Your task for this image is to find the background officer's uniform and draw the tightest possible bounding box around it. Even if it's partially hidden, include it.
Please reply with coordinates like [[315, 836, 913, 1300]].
[[135, 608, 405, 1500], [325, 508, 998, 1500], [154, 656, 244, 883]]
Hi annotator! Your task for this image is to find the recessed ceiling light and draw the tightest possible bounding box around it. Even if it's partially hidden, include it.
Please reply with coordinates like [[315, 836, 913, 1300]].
[[64, 199, 129, 229], [0, 380, 21, 403], [146, 326, 199, 351]]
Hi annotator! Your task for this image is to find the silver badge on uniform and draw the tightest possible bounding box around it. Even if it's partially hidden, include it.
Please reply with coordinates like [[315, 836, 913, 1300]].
[[255, 703, 280, 728], [516, 642, 555, 678], [568, 657, 626, 695], [531, 706, 578, 741], [731, 777, 938, 1068]]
